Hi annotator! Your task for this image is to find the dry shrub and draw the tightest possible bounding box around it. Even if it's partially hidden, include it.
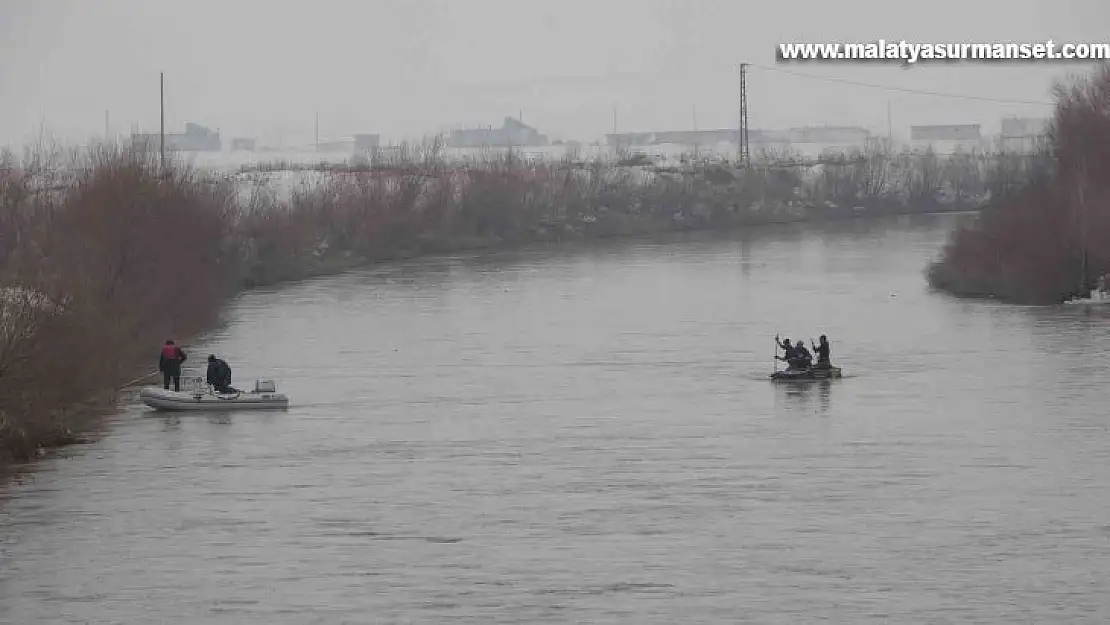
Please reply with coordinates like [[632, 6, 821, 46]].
[[0, 143, 236, 461], [928, 63, 1110, 303]]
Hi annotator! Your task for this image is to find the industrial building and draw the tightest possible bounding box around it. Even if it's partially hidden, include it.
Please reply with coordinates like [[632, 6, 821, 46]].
[[449, 117, 549, 148], [132, 122, 221, 151]]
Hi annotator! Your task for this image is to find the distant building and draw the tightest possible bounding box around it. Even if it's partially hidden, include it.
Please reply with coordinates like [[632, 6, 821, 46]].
[[910, 124, 983, 154], [316, 138, 354, 153], [450, 117, 549, 148], [760, 126, 873, 157], [605, 132, 656, 149], [231, 138, 256, 151], [999, 117, 1049, 153], [132, 122, 221, 151], [604, 125, 872, 157]]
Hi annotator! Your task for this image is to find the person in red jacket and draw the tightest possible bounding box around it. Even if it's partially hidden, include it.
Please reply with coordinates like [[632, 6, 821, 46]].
[[159, 340, 187, 391]]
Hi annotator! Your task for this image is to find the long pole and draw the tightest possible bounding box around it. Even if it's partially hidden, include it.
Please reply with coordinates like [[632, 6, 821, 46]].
[[159, 72, 165, 171], [739, 63, 750, 167], [887, 100, 893, 145], [693, 104, 699, 158], [315, 111, 319, 152]]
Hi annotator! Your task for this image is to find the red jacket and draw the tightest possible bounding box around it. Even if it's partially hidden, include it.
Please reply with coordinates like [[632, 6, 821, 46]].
[[159, 345, 186, 371]]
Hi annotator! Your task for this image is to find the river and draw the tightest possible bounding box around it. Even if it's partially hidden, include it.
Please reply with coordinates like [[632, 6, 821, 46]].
[[2, 213, 1110, 623]]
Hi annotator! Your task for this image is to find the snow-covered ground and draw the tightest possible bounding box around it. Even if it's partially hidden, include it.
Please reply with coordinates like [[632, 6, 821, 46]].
[[170, 142, 750, 173]]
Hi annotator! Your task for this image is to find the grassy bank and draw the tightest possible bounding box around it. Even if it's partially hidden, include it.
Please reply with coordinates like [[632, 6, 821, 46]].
[[927, 65, 1108, 304], [0, 140, 1037, 465]]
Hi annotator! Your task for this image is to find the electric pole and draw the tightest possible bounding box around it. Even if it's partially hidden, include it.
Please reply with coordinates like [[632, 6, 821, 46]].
[[887, 100, 893, 147], [160, 72, 165, 172], [739, 63, 750, 168]]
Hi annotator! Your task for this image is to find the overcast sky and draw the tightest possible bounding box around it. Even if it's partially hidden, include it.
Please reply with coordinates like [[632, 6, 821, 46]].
[[0, 0, 1106, 147]]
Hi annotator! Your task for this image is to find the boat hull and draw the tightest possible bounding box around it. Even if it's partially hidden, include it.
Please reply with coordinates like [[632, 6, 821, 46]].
[[1064, 288, 1110, 305], [770, 366, 842, 381], [139, 387, 289, 411]]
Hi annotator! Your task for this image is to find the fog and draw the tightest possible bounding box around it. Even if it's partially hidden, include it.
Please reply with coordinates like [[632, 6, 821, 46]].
[[1, 0, 1106, 147]]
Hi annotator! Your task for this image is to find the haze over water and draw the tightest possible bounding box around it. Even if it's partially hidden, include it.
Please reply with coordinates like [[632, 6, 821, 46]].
[[2, 214, 1109, 622]]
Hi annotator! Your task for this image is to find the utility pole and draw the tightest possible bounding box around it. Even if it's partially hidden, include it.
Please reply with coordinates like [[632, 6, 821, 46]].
[[105, 110, 110, 140], [739, 63, 750, 168], [693, 104, 699, 158], [315, 111, 319, 152], [887, 100, 893, 147], [159, 72, 165, 172], [612, 107, 617, 135]]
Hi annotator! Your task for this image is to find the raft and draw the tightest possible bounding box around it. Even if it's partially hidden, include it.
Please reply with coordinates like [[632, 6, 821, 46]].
[[770, 366, 842, 381], [140, 378, 289, 411]]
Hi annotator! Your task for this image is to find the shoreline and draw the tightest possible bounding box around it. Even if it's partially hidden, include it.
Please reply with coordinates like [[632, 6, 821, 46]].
[[1, 141, 1016, 474], [0, 203, 978, 478], [240, 202, 979, 288]]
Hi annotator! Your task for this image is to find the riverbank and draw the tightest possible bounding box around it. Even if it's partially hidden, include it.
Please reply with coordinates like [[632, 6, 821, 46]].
[[926, 65, 1109, 305], [0, 142, 1032, 467]]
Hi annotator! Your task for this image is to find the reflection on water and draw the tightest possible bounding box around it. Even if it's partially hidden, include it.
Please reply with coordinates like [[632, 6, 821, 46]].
[[773, 379, 834, 417], [2, 213, 1110, 623]]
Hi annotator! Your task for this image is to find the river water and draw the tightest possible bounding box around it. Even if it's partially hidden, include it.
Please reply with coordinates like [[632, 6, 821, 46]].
[[3, 213, 1110, 623]]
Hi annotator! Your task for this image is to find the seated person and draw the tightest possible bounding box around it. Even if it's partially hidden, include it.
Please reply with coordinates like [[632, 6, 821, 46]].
[[206, 354, 236, 393], [775, 336, 810, 371], [792, 342, 813, 370]]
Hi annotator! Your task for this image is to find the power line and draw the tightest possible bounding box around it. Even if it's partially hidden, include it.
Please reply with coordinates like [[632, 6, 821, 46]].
[[748, 62, 1054, 106]]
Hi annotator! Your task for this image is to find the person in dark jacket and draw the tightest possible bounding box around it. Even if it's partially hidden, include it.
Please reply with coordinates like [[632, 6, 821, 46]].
[[206, 354, 235, 394], [776, 336, 811, 370], [792, 342, 813, 369], [812, 335, 832, 369], [159, 340, 187, 391]]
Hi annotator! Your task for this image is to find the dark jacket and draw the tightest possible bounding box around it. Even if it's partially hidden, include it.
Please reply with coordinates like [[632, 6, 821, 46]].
[[814, 341, 830, 362], [794, 344, 813, 362], [159, 345, 187, 374], [777, 339, 797, 359], [206, 359, 231, 387]]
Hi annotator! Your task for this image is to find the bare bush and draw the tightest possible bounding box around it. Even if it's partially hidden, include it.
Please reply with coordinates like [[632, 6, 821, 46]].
[[0, 143, 236, 462], [928, 64, 1110, 303]]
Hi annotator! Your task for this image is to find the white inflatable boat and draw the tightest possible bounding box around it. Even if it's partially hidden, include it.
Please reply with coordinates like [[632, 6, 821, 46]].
[[140, 378, 289, 411], [1064, 288, 1110, 306]]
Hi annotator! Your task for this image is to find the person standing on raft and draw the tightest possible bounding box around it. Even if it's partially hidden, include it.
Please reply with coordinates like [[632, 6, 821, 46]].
[[159, 340, 187, 392], [811, 335, 832, 369]]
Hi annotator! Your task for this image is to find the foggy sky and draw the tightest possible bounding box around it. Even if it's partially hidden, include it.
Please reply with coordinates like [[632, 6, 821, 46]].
[[1, 0, 1106, 147]]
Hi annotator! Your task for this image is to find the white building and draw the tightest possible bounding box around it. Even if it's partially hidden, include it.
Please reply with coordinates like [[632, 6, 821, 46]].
[[999, 117, 1049, 153], [910, 124, 984, 154]]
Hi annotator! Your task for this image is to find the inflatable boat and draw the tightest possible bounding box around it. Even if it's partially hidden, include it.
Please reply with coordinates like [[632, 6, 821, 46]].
[[1063, 288, 1110, 306], [140, 378, 289, 411], [770, 366, 842, 381]]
